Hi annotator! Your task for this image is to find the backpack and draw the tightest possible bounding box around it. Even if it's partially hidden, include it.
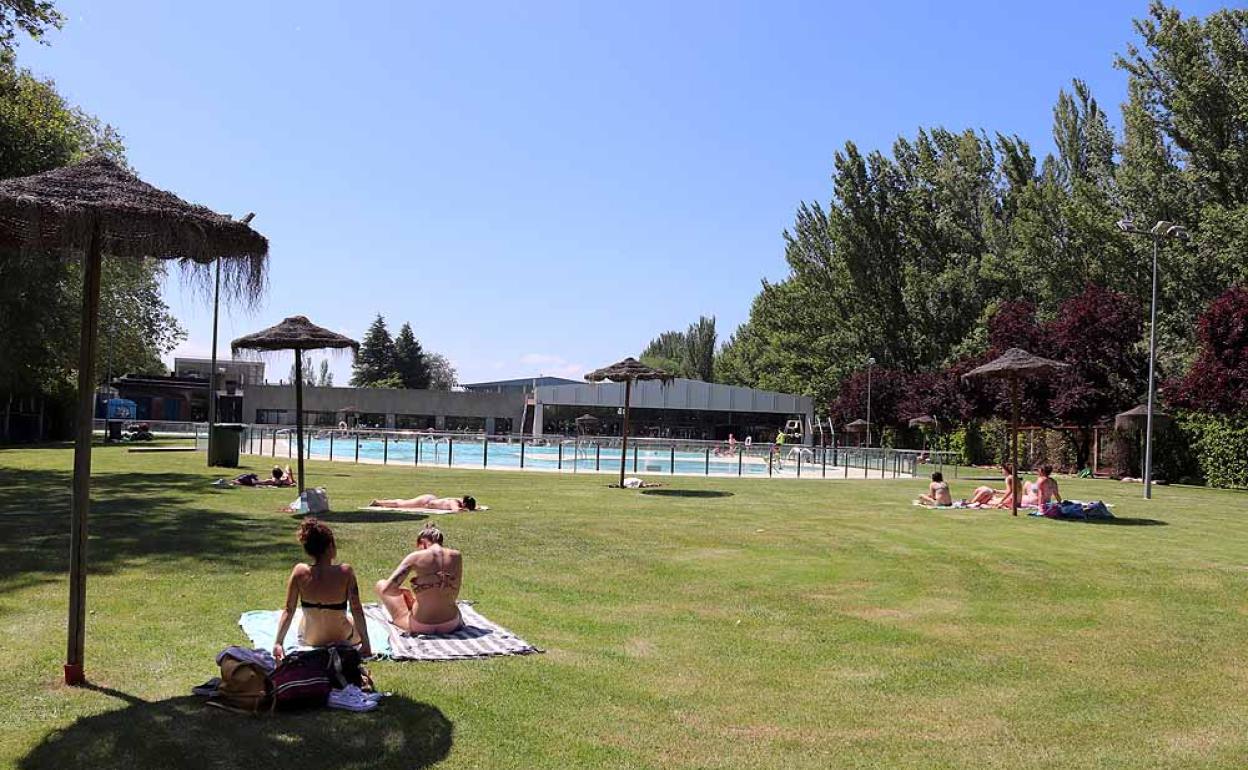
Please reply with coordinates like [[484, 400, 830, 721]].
[[291, 487, 330, 514], [270, 650, 334, 710], [213, 656, 272, 713]]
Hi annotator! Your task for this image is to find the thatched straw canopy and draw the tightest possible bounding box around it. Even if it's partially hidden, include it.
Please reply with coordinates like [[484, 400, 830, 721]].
[[232, 316, 359, 354], [1115, 404, 1172, 432], [585, 357, 674, 383], [908, 415, 938, 428], [0, 156, 268, 298], [962, 348, 1069, 381], [844, 419, 870, 432], [575, 414, 601, 424]]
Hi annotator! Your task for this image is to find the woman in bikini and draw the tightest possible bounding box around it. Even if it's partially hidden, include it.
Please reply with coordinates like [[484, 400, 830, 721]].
[[272, 519, 372, 660], [374, 523, 464, 634], [918, 471, 953, 507], [369, 494, 476, 512], [966, 464, 1017, 508]]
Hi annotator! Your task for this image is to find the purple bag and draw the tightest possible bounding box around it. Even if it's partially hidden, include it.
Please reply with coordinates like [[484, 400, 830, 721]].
[[269, 651, 332, 711]]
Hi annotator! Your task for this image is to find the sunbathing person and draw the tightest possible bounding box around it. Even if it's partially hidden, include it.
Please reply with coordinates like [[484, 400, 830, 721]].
[[1021, 465, 1062, 507], [374, 523, 463, 635], [917, 471, 954, 507], [369, 494, 476, 511], [273, 518, 372, 660], [232, 465, 296, 487], [995, 464, 1018, 509]]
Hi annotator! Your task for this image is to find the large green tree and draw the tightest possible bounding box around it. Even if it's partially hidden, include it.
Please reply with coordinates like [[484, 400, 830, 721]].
[[393, 322, 431, 389], [0, 51, 183, 430], [350, 314, 397, 387]]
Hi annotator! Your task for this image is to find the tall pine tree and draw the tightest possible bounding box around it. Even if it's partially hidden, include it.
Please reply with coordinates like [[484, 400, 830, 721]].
[[394, 322, 431, 389], [350, 314, 397, 387]]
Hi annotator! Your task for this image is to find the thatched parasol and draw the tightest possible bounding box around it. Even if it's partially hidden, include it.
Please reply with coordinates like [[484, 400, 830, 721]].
[[1115, 403, 1172, 432], [585, 358, 673, 487], [844, 419, 870, 432], [233, 316, 358, 494], [0, 155, 268, 687], [575, 413, 601, 436], [963, 348, 1069, 517]]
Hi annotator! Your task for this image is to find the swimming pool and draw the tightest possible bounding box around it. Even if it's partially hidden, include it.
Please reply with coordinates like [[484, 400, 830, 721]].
[[239, 429, 923, 480]]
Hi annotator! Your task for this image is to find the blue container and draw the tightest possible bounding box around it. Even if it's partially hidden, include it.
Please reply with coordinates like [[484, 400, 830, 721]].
[[105, 398, 137, 421]]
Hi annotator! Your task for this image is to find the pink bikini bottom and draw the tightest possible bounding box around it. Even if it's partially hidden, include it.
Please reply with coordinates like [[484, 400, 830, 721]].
[[408, 614, 463, 635]]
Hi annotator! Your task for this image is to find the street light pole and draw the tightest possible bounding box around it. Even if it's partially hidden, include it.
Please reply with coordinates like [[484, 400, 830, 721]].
[[1116, 217, 1186, 500], [865, 356, 876, 448]]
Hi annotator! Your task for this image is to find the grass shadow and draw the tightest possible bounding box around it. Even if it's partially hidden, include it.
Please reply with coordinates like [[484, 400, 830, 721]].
[[0, 467, 291, 589], [640, 489, 734, 499], [1085, 517, 1169, 526], [19, 688, 452, 770], [291, 511, 429, 524]]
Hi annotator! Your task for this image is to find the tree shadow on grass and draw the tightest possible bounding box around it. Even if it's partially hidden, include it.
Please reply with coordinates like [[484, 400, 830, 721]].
[[1085, 517, 1168, 526], [640, 489, 734, 499], [0, 467, 291, 589], [19, 686, 452, 770], [291, 511, 429, 524]]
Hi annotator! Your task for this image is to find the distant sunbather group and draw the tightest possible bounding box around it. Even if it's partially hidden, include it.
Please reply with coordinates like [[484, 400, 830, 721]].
[[917, 464, 1062, 509]]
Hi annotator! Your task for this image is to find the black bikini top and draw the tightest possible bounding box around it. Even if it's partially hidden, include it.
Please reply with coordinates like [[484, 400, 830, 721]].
[[301, 597, 348, 611]]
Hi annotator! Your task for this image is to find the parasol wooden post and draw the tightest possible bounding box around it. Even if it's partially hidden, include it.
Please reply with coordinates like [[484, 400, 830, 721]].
[[66, 222, 103, 686], [618, 379, 632, 488], [294, 352, 305, 495], [1010, 376, 1020, 518], [206, 258, 221, 466]]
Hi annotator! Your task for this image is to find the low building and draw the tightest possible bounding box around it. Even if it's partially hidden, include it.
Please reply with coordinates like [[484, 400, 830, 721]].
[[231, 375, 814, 444], [532, 378, 814, 444], [241, 384, 525, 434]]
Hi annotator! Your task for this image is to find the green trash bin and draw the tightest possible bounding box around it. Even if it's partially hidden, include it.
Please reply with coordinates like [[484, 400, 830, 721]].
[[209, 423, 246, 467]]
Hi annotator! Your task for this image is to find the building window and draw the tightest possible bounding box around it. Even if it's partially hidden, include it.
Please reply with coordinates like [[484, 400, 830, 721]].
[[256, 409, 288, 425], [445, 415, 485, 432], [396, 414, 436, 430], [493, 417, 513, 434], [304, 411, 337, 427]]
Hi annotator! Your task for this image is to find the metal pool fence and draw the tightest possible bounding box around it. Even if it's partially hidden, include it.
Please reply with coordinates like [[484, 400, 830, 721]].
[[222, 424, 960, 480]]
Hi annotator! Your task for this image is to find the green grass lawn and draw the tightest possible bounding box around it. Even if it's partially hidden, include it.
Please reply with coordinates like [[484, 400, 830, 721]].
[[1, 445, 1246, 769]]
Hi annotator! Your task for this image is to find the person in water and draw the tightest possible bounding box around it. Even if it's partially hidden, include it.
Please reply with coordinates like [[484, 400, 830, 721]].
[[273, 518, 372, 660], [369, 494, 476, 512], [233, 465, 296, 487], [1021, 464, 1063, 507], [918, 471, 953, 507], [375, 523, 464, 635]]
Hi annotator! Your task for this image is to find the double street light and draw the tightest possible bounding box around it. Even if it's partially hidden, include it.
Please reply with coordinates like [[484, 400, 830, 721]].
[[1116, 217, 1188, 500]]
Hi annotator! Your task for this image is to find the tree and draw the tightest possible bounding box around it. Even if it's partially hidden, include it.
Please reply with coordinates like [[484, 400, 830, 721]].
[[0, 51, 183, 440], [425, 353, 457, 391], [1047, 285, 1147, 468], [287, 353, 316, 386], [0, 2, 62, 52], [683, 316, 716, 382], [317, 359, 333, 387], [393, 322, 430, 389], [640, 316, 717, 381], [350, 314, 396, 387], [1166, 285, 1248, 415]]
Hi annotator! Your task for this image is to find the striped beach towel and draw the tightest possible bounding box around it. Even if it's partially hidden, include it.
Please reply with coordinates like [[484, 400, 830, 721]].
[[363, 601, 542, 661]]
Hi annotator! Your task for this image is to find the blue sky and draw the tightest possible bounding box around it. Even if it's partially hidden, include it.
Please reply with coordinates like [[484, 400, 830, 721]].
[[18, 0, 1226, 385]]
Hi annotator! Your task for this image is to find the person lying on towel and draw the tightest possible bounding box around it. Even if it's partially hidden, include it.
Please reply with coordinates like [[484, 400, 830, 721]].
[[273, 518, 372, 660], [374, 523, 464, 635], [232, 465, 297, 488], [368, 494, 476, 512]]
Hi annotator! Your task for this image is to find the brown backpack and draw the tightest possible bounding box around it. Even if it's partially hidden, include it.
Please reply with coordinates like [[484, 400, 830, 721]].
[[210, 656, 272, 713]]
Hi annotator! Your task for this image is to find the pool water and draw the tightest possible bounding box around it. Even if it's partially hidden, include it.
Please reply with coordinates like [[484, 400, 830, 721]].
[[244, 433, 841, 478]]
